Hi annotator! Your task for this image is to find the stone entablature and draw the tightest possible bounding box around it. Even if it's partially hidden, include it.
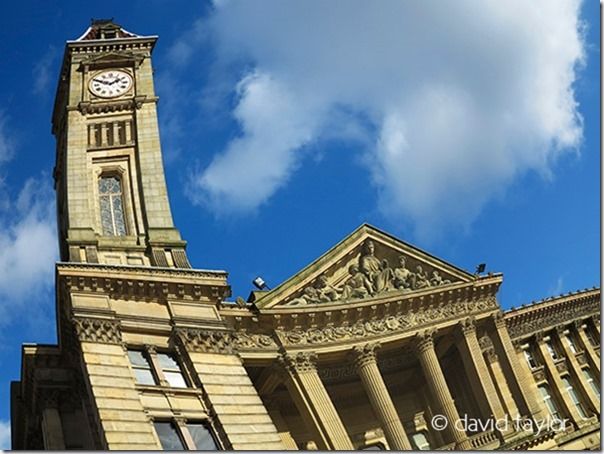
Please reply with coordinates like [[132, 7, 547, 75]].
[[504, 289, 600, 340]]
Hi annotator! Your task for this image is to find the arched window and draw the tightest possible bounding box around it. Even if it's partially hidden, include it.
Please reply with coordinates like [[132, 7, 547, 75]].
[[99, 175, 127, 236]]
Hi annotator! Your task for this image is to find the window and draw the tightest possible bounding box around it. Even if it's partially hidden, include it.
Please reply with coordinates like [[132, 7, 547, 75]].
[[412, 432, 431, 450], [154, 421, 185, 450], [188, 423, 219, 450], [561, 376, 588, 419], [545, 340, 559, 360], [538, 384, 560, 419], [127, 348, 190, 388], [360, 443, 385, 450], [99, 175, 127, 236], [127, 350, 156, 385], [157, 352, 188, 388], [566, 333, 578, 354], [583, 369, 600, 399], [524, 348, 538, 369], [154, 420, 219, 451]]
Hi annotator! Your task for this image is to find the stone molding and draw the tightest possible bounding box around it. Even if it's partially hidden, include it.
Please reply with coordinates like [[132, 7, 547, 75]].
[[279, 351, 318, 375], [275, 296, 497, 347], [173, 327, 276, 354], [350, 343, 381, 370], [73, 317, 122, 344], [505, 292, 600, 340]]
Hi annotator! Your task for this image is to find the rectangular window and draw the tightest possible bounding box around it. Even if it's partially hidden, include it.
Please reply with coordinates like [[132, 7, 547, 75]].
[[538, 384, 560, 419], [154, 421, 185, 450], [412, 432, 431, 450], [583, 369, 600, 399], [546, 340, 559, 360], [157, 352, 188, 388], [562, 377, 588, 419], [566, 334, 578, 354], [188, 423, 219, 450], [524, 348, 538, 369], [99, 175, 127, 236], [127, 350, 157, 385]]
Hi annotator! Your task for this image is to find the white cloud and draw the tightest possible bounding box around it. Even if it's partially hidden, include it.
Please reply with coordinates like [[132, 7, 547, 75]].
[[0, 177, 57, 317], [0, 419, 10, 450], [175, 0, 585, 235], [32, 46, 58, 95]]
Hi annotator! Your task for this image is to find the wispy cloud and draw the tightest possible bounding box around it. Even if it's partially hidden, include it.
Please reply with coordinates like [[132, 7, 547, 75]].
[[0, 419, 10, 450], [32, 46, 58, 95], [172, 0, 586, 238]]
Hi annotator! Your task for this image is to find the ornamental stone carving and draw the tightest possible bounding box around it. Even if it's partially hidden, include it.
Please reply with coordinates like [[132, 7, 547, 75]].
[[350, 343, 381, 370], [459, 317, 476, 335], [284, 240, 457, 307], [279, 351, 318, 375], [278, 296, 497, 346], [174, 328, 277, 354], [73, 317, 122, 344], [414, 330, 436, 354]]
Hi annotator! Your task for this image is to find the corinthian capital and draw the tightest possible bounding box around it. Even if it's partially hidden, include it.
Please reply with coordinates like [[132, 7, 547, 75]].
[[459, 317, 476, 336], [492, 311, 506, 329], [279, 351, 318, 375], [414, 329, 436, 354], [350, 343, 381, 370]]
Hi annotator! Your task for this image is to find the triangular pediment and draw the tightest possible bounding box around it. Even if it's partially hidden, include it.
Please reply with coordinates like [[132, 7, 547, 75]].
[[255, 224, 475, 309]]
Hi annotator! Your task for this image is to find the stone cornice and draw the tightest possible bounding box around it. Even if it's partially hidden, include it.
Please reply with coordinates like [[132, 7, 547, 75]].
[[505, 289, 600, 340], [57, 262, 230, 303]]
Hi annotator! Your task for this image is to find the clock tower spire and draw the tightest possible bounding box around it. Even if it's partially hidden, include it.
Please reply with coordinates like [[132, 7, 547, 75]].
[[52, 19, 190, 268]]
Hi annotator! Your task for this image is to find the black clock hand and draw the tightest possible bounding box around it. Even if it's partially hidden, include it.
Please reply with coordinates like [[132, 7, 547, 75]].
[[93, 78, 110, 85]]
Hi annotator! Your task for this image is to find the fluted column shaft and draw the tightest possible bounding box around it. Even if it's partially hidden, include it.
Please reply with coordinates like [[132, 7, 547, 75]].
[[456, 319, 507, 425], [490, 313, 546, 420], [351, 344, 412, 450], [279, 352, 354, 450], [415, 331, 472, 450]]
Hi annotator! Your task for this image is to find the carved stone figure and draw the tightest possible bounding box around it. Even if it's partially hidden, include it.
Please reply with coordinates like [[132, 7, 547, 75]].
[[430, 270, 451, 286], [412, 265, 431, 290], [314, 275, 339, 302], [393, 255, 413, 291], [360, 240, 391, 293], [342, 264, 374, 299]]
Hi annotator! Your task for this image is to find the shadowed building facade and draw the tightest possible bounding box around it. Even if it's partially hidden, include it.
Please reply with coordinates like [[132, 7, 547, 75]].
[[10, 21, 601, 451]]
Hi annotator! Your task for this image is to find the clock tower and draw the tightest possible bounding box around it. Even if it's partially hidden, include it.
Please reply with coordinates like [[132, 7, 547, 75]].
[[53, 19, 190, 268]]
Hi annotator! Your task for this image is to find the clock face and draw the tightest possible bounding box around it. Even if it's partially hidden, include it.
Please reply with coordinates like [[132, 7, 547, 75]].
[[89, 70, 133, 98]]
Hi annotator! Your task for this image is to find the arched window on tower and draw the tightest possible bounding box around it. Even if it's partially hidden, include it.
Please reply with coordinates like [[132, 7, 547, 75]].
[[99, 175, 127, 236]]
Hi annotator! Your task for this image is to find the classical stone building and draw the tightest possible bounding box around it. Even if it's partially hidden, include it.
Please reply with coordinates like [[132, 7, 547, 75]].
[[10, 20, 601, 450]]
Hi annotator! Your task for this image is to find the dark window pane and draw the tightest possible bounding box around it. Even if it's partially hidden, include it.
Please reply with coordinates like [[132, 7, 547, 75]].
[[188, 423, 218, 450], [154, 422, 185, 450]]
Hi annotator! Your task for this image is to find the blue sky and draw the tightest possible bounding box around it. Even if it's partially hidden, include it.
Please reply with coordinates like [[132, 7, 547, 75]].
[[0, 1, 599, 447]]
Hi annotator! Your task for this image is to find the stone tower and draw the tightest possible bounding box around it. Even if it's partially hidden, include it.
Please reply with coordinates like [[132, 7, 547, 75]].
[[52, 19, 189, 268]]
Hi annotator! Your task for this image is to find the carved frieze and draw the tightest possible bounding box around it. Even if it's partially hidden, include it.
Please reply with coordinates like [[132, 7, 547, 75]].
[[506, 298, 600, 340], [174, 327, 277, 354], [73, 317, 122, 344], [276, 296, 497, 346]]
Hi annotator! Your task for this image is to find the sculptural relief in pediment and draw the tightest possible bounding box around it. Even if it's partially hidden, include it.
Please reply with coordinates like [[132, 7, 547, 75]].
[[283, 239, 458, 307]]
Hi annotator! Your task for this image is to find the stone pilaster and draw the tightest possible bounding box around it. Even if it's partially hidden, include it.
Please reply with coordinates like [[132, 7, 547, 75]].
[[41, 393, 66, 450], [490, 313, 546, 420], [350, 343, 412, 450], [555, 329, 599, 415], [535, 335, 584, 426], [279, 351, 354, 450], [414, 330, 471, 450], [575, 322, 600, 374], [456, 318, 507, 429]]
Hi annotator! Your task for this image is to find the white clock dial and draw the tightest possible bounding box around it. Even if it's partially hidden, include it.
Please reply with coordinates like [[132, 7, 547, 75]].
[[89, 70, 133, 98]]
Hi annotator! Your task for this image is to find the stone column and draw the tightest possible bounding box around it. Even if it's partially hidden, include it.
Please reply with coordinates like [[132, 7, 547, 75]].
[[456, 318, 507, 426], [555, 328, 599, 414], [535, 334, 584, 426], [575, 321, 600, 374], [279, 352, 354, 450], [350, 343, 412, 450], [415, 330, 472, 450], [489, 312, 546, 420]]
